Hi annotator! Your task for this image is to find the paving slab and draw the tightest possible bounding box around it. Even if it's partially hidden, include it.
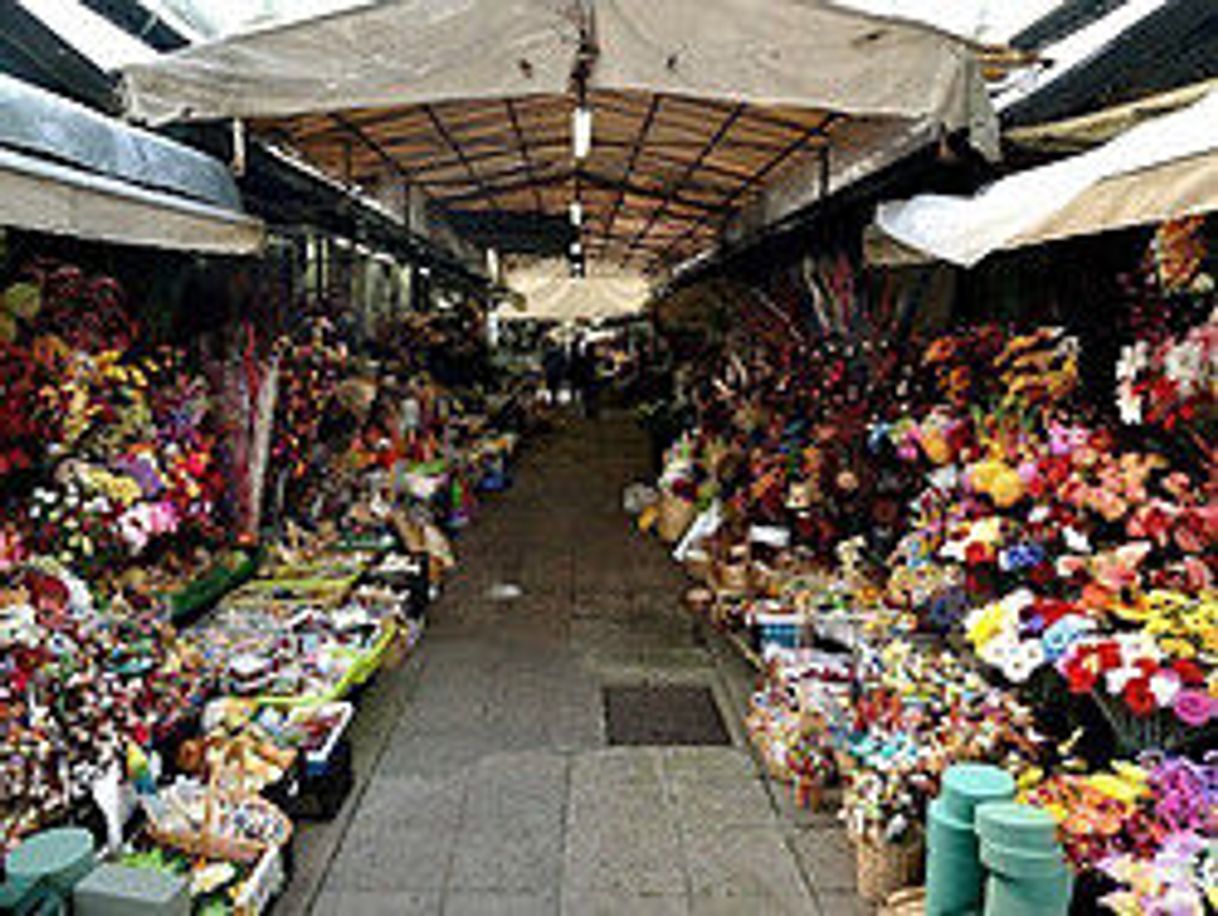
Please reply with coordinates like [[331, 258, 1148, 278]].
[[300, 414, 862, 915]]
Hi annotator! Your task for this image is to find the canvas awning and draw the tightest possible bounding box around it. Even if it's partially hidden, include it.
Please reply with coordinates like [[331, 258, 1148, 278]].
[[0, 145, 265, 254], [117, 0, 995, 272], [503, 258, 650, 321], [0, 72, 263, 254], [121, 0, 989, 132], [871, 88, 1218, 267]]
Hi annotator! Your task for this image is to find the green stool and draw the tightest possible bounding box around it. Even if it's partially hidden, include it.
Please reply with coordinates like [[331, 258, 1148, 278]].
[[5, 828, 95, 900], [925, 765, 1016, 916], [976, 803, 1072, 916]]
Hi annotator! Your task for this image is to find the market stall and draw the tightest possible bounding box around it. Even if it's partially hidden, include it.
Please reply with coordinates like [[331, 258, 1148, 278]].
[[0, 255, 523, 913], [632, 217, 1218, 911]]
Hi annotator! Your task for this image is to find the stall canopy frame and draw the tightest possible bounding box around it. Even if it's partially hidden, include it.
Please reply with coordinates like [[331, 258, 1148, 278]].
[[120, 0, 996, 273]]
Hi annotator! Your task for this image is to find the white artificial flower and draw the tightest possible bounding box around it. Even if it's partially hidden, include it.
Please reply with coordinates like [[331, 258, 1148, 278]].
[[1063, 527, 1092, 554], [1149, 671, 1182, 708], [1115, 342, 1148, 382], [1116, 382, 1143, 425], [1105, 665, 1140, 695]]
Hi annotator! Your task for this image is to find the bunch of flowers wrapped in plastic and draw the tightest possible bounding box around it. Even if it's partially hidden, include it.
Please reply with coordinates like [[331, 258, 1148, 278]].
[[1, 269, 222, 579], [1022, 754, 1217, 915]]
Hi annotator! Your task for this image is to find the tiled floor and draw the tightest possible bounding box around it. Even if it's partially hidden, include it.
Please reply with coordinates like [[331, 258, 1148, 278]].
[[284, 413, 867, 915]]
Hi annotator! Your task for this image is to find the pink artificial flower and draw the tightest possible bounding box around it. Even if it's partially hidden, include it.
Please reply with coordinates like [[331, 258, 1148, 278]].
[[1173, 690, 1215, 728]]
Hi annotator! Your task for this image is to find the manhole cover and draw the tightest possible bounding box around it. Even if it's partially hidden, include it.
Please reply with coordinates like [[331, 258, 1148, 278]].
[[603, 684, 731, 746]]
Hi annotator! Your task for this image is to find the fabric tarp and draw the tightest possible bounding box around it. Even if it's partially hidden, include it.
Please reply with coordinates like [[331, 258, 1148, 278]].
[[503, 259, 650, 321], [872, 89, 1218, 267], [0, 145, 265, 254], [121, 0, 994, 149]]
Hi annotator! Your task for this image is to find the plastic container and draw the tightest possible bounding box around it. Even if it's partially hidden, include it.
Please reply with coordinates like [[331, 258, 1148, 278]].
[[926, 800, 983, 915], [975, 802, 1059, 853], [980, 842, 1071, 880], [977, 802, 1072, 916], [5, 828, 95, 898], [938, 765, 1017, 824], [924, 765, 1015, 916], [985, 870, 1073, 916]]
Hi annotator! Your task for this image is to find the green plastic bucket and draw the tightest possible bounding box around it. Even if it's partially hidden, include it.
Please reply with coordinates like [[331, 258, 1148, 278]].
[[939, 765, 1017, 825], [926, 799, 985, 915], [980, 840, 1069, 881], [984, 870, 1073, 916], [5, 828, 95, 897], [975, 803, 1059, 853]]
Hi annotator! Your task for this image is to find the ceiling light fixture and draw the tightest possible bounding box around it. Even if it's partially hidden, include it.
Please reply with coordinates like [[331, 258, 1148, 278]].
[[569, 200, 583, 226], [572, 105, 593, 160]]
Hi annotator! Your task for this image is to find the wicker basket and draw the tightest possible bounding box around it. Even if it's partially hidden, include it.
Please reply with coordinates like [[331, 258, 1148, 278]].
[[683, 550, 713, 583], [879, 887, 925, 916], [146, 742, 293, 864], [855, 832, 924, 903], [657, 494, 697, 543], [683, 587, 715, 617]]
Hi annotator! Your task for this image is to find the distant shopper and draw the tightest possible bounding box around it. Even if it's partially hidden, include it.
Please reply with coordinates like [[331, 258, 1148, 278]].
[[542, 340, 567, 401]]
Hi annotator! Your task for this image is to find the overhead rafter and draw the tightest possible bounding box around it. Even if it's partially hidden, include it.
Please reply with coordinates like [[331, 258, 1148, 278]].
[[622, 102, 746, 261], [652, 113, 841, 268], [422, 102, 500, 208], [329, 112, 414, 186], [258, 88, 844, 264], [505, 98, 545, 212]]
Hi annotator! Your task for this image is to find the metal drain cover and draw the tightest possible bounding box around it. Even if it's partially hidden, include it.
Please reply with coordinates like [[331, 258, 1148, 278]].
[[603, 684, 731, 746]]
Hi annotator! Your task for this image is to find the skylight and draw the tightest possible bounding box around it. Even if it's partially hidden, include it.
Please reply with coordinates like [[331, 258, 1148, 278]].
[[19, 0, 160, 68], [832, 0, 1070, 44]]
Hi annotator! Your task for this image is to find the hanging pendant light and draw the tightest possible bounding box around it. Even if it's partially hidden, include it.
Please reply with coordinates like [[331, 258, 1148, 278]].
[[572, 105, 593, 160]]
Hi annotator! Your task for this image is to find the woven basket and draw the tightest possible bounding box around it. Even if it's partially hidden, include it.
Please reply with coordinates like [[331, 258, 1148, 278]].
[[683, 550, 713, 583], [855, 832, 924, 903], [879, 887, 925, 916], [683, 587, 715, 617], [657, 494, 697, 543]]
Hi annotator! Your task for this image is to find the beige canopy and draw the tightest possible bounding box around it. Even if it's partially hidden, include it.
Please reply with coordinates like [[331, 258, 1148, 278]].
[[872, 88, 1218, 267], [503, 258, 650, 321], [0, 146, 265, 254], [122, 0, 989, 130]]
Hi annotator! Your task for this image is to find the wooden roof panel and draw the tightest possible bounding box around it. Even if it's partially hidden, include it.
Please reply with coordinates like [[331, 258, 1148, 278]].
[[256, 88, 849, 271]]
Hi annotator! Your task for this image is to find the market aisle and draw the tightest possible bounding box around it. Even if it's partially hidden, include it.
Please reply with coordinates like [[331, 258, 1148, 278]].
[[304, 413, 865, 916]]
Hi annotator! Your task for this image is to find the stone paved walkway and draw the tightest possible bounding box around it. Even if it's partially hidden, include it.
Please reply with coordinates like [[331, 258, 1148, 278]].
[[289, 413, 866, 915]]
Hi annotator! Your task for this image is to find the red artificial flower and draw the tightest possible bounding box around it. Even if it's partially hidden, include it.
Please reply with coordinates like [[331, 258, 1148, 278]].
[[965, 542, 993, 566], [1028, 562, 1054, 586], [1095, 641, 1122, 671], [1122, 678, 1156, 717], [1171, 659, 1206, 686], [1134, 657, 1159, 678], [1064, 654, 1098, 694]]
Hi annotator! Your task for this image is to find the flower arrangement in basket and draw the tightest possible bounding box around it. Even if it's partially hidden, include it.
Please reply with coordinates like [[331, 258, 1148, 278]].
[[143, 741, 292, 864]]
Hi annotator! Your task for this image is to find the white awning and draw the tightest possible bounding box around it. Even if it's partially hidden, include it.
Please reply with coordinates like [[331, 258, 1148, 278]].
[[0, 146, 265, 254], [872, 88, 1218, 267], [504, 258, 650, 321], [120, 0, 994, 152]]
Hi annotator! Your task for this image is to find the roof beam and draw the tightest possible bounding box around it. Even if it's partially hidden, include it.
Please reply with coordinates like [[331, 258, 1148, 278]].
[[329, 112, 414, 185], [623, 103, 745, 261], [436, 170, 575, 205], [505, 98, 545, 213], [422, 103, 500, 208], [651, 114, 841, 269], [578, 169, 729, 216]]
